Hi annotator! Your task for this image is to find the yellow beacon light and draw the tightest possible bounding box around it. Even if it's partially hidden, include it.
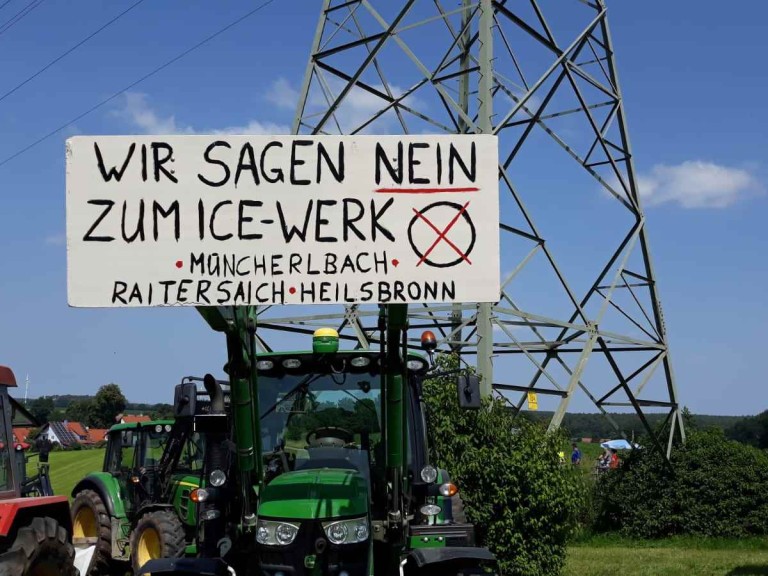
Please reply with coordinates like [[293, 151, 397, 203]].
[[313, 328, 339, 354]]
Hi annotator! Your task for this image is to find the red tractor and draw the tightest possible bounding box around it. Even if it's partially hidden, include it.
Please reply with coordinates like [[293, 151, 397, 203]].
[[0, 365, 79, 576]]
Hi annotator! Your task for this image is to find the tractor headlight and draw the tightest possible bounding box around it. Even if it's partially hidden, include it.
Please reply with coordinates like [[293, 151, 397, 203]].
[[276, 523, 299, 545], [256, 520, 299, 546], [350, 356, 371, 368], [420, 465, 438, 484], [322, 517, 369, 545], [209, 469, 226, 487], [420, 504, 441, 517]]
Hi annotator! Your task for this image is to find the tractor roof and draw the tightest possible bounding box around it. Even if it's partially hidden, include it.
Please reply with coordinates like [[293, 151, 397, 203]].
[[108, 419, 174, 433]]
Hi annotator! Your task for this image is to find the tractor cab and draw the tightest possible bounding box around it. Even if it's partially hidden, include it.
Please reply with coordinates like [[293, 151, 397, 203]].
[[0, 366, 19, 498], [103, 420, 175, 510], [0, 366, 54, 499]]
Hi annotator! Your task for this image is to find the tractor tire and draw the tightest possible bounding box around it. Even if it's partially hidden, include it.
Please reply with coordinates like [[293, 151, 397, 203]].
[[70, 489, 113, 576], [0, 516, 77, 576], [130, 510, 185, 574]]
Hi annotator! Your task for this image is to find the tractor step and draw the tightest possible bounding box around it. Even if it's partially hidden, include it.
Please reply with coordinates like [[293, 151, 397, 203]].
[[73, 536, 99, 546], [73, 543, 96, 576]]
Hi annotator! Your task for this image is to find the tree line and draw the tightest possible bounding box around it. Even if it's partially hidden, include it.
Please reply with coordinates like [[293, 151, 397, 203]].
[[25, 383, 174, 429], [527, 410, 744, 441]]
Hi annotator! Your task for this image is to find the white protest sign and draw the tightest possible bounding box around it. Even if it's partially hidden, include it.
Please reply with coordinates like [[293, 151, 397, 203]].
[[65, 135, 500, 307]]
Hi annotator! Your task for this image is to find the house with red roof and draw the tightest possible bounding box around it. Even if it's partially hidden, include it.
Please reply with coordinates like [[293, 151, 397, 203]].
[[39, 420, 110, 447], [117, 414, 151, 424], [86, 428, 109, 443]]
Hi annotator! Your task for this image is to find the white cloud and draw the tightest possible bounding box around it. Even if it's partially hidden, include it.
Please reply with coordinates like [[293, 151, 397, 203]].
[[637, 161, 761, 208], [270, 76, 424, 134], [603, 161, 761, 209], [114, 92, 289, 135], [211, 120, 290, 135], [115, 93, 193, 134], [265, 78, 300, 111]]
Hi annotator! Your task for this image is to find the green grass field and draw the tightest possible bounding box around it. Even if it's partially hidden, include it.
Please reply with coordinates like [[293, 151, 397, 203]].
[[26, 448, 105, 499], [566, 537, 768, 576]]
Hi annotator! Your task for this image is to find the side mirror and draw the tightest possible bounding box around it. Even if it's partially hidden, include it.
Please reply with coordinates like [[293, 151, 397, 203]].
[[457, 374, 482, 409], [174, 383, 197, 418]]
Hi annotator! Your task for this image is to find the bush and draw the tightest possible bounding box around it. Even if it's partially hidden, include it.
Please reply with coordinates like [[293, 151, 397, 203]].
[[594, 427, 768, 538], [423, 354, 583, 576]]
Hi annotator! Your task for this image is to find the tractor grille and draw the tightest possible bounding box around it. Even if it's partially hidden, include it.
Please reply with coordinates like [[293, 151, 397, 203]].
[[258, 520, 367, 576]]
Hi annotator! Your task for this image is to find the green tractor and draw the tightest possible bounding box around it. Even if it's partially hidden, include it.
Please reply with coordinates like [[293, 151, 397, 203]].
[[70, 411, 207, 575], [140, 304, 499, 576]]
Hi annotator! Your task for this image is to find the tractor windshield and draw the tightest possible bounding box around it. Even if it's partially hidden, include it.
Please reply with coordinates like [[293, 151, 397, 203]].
[[139, 424, 172, 469], [258, 356, 382, 472]]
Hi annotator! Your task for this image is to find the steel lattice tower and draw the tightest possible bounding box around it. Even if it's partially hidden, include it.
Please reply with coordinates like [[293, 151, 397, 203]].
[[252, 0, 684, 456]]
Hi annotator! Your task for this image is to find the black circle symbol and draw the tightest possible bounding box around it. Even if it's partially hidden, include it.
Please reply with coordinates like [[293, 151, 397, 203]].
[[407, 201, 476, 268]]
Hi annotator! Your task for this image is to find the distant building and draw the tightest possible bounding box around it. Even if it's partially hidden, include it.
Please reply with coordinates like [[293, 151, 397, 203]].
[[116, 414, 151, 424], [86, 428, 109, 443], [39, 421, 108, 447]]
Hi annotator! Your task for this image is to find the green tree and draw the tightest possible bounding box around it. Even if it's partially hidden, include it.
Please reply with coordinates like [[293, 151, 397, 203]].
[[727, 410, 768, 448], [65, 399, 94, 425], [150, 403, 174, 420], [90, 383, 127, 428], [595, 427, 768, 538], [28, 396, 55, 425], [423, 354, 583, 576]]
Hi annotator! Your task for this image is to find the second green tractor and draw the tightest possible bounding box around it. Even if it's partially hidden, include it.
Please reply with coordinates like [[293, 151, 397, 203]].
[[70, 401, 210, 575]]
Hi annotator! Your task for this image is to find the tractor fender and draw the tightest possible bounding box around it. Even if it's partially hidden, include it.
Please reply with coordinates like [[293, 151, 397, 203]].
[[0, 496, 72, 538], [405, 546, 497, 572], [71, 473, 127, 519]]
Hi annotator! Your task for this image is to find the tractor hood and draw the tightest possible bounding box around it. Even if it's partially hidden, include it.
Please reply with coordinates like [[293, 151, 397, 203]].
[[258, 468, 368, 520]]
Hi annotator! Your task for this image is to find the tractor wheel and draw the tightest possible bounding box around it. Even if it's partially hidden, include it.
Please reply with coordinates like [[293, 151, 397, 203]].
[[70, 489, 113, 576], [0, 516, 77, 576], [130, 510, 185, 574]]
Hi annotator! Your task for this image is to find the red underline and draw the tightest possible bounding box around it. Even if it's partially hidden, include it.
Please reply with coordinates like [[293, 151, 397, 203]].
[[374, 187, 480, 194]]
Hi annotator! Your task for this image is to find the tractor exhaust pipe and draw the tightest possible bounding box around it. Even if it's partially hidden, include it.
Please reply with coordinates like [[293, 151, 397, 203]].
[[203, 373, 225, 415]]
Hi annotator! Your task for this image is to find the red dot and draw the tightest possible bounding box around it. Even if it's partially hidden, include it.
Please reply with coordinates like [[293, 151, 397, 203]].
[[391, 259, 400, 267], [289, 287, 296, 294], [175, 260, 183, 269]]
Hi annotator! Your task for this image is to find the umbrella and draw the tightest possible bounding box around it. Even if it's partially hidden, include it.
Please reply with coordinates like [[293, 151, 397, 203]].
[[600, 439, 640, 450]]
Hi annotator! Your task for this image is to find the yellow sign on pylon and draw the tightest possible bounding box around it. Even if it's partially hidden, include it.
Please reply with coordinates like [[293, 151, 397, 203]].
[[527, 392, 538, 411]]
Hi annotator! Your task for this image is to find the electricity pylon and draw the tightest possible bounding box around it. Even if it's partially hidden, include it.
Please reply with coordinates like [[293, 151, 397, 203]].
[[255, 0, 684, 457]]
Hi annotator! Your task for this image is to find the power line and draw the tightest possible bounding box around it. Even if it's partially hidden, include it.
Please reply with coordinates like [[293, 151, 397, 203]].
[[0, 1, 14, 14], [0, 0, 44, 37], [0, 0, 279, 169], [0, 0, 148, 105]]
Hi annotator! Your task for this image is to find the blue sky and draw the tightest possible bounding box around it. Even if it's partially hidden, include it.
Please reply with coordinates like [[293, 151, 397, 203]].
[[0, 0, 766, 416]]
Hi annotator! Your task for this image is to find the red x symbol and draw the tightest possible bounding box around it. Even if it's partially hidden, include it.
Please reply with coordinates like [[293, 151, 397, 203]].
[[412, 201, 473, 267]]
